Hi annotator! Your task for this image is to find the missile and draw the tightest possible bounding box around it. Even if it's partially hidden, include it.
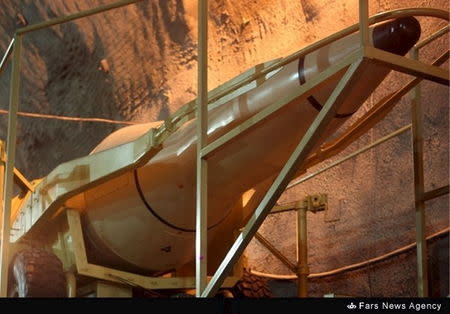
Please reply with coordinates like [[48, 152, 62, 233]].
[[73, 17, 421, 273]]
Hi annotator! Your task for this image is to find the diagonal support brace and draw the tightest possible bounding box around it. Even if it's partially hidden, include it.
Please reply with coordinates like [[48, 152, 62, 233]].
[[201, 58, 366, 297]]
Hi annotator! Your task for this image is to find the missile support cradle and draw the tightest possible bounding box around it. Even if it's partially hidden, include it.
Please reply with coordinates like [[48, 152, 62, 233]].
[[0, 1, 448, 297]]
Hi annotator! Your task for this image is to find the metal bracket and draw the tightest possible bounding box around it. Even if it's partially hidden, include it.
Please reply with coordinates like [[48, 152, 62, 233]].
[[65, 209, 238, 294], [303, 194, 328, 213], [270, 194, 328, 215]]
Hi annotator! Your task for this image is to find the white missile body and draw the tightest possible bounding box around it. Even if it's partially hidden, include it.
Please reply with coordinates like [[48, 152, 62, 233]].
[[77, 17, 421, 274]]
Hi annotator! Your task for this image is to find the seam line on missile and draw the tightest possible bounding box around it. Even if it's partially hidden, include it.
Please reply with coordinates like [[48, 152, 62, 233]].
[[297, 57, 355, 119], [133, 170, 230, 233], [133, 170, 195, 232]]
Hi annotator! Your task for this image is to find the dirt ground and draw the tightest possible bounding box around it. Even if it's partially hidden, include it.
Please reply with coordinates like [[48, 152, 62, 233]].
[[0, 0, 448, 297]]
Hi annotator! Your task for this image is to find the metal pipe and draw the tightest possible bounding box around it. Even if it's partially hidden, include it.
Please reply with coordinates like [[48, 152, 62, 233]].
[[16, 0, 143, 35], [410, 47, 428, 297], [0, 35, 22, 297], [288, 124, 412, 189], [270, 201, 304, 215], [0, 38, 14, 76], [297, 207, 308, 297], [0, 109, 138, 125], [254, 232, 297, 273], [422, 185, 449, 202], [195, 0, 208, 298], [414, 25, 449, 50], [250, 227, 450, 280], [201, 59, 365, 297]]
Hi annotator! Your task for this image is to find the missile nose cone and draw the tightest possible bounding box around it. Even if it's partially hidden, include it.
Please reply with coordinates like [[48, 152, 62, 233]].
[[372, 17, 421, 55]]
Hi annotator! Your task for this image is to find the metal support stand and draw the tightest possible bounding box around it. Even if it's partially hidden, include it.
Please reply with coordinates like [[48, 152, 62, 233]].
[[196, 0, 208, 297], [255, 194, 326, 297], [66, 209, 238, 291], [0, 34, 22, 297], [297, 207, 309, 297], [410, 48, 428, 297]]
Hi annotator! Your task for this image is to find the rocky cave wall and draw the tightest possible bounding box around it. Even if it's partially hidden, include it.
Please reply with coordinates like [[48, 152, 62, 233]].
[[0, 0, 448, 297]]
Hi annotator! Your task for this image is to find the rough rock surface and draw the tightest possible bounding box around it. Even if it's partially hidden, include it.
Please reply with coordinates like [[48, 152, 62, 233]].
[[0, 0, 448, 297]]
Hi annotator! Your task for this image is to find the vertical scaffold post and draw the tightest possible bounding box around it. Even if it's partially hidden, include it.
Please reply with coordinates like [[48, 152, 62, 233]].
[[0, 34, 22, 297], [297, 206, 309, 297], [196, 0, 208, 297], [66, 272, 77, 298], [0, 142, 5, 295], [410, 47, 428, 297], [359, 0, 370, 47]]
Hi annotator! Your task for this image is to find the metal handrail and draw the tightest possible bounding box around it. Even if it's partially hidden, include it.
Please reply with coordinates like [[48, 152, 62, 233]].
[[164, 8, 449, 134], [0, 0, 143, 78], [287, 124, 412, 189], [16, 0, 144, 35], [415, 25, 449, 49]]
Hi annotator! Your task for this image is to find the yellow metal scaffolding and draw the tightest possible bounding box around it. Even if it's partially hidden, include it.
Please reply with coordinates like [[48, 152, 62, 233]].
[[0, 0, 448, 298]]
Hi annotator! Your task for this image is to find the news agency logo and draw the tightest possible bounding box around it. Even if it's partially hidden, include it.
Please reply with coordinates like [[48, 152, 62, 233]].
[[347, 302, 357, 310], [344, 301, 443, 311]]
